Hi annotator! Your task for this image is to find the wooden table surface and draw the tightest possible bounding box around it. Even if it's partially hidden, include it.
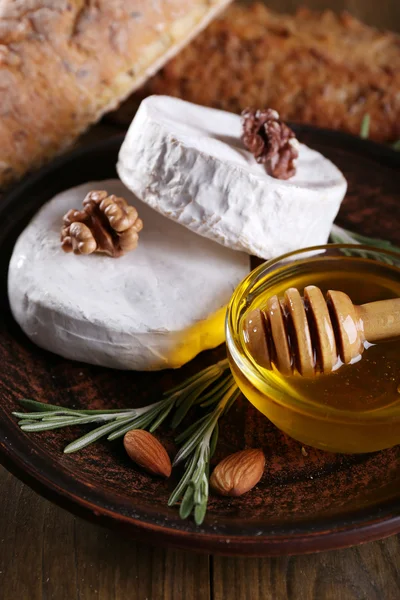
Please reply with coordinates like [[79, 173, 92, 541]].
[[1, 0, 400, 592], [0, 466, 399, 600]]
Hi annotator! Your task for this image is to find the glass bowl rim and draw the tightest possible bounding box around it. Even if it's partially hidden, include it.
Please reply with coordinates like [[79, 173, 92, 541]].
[[225, 243, 400, 423]]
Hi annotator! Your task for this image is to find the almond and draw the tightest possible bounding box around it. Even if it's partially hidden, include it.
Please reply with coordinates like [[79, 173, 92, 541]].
[[123, 429, 172, 478], [210, 449, 265, 497]]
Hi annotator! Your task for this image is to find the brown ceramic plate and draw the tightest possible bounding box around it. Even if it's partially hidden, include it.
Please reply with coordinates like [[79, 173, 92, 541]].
[[0, 128, 399, 556]]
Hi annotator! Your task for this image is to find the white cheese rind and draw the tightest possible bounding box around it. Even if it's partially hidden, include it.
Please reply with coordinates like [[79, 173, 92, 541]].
[[117, 96, 347, 259], [8, 180, 249, 370]]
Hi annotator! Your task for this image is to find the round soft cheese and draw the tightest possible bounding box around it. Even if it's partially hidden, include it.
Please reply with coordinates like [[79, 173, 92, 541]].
[[8, 180, 250, 370], [117, 96, 347, 259]]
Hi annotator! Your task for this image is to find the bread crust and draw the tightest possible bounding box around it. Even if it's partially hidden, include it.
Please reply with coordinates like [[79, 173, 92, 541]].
[[0, 0, 231, 187], [125, 3, 400, 144]]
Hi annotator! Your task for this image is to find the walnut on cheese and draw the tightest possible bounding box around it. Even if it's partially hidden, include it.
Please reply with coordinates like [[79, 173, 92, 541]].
[[241, 107, 299, 180], [117, 96, 347, 260], [8, 180, 249, 371], [61, 190, 143, 257]]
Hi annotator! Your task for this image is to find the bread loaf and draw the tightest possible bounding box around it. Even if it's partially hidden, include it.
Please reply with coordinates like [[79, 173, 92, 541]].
[[0, 0, 231, 188], [120, 3, 400, 144]]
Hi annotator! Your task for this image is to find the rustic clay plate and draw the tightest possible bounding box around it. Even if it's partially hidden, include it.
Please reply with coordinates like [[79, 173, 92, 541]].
[[0, 128, 399, 556]]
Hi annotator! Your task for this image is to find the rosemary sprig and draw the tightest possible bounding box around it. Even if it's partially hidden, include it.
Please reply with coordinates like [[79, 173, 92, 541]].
[[168, 382, 240, 525], [14, 359, 231, 453], [330, 224, 400, 265], [330, 224, 400, 262], [13, 359, 235, 524]]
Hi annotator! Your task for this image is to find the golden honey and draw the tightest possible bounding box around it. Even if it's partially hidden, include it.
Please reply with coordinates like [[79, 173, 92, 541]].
[[226, 245, 400, 453]]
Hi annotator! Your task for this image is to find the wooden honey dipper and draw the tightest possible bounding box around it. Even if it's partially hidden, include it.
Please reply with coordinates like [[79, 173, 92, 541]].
[[243, 285, 400, 377]]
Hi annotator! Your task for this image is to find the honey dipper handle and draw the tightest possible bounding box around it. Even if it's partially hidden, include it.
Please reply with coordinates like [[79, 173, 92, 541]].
[[355, 298, 400, 343]]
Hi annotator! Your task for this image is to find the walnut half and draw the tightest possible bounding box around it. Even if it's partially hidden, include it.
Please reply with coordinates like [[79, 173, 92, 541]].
[[61, 190, 143, 258], [241, 108, 299, 180]]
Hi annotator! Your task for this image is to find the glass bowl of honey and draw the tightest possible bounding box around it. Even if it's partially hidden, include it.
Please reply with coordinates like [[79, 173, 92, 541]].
[[226, 244, 400, 453]]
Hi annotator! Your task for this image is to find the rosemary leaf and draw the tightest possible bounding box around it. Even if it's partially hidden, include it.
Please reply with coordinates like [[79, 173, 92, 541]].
[[63, 417, 136, 453], [174, 414, 209, 444], [224, 388, 241, 414], [13, 410, 82, 420], [200, 376, 234, 407], [210, 422, 219, 458], [199, 372, 232, 402], [21, 418, 85, 432], [168, 452, 198, 507], [195, 473, 210, 526], [164, 369, 211, 396], [106, 410, 160, 440], [18, 399, 75, 413], [172, 414, 215, 466], [22, 412, 138, 432], [179, 485, 195, 519], [192, 452, 208, 487], [17, 398, 132, 415], [165, 363, 221, 395], [44, 412, 132, 423], [171, 373, 220, 429], [360, 114, 370, 139], [194, 501, 207, 526], [195, 473, 208, 507], [170, 392, 201, 429], [149, 400, 175, 433], [331, 224, 398, 250], [174, 367, 220, 408], [41, 411, 94, 420], [106, 420, 147, 440]]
